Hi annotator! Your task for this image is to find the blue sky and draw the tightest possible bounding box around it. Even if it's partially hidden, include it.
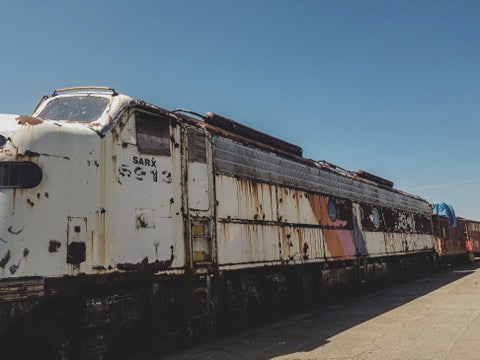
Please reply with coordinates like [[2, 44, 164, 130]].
[[1, 1, 479, 219]]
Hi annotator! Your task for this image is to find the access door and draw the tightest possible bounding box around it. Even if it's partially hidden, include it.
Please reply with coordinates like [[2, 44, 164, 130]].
[[185, 128, 215, 265]]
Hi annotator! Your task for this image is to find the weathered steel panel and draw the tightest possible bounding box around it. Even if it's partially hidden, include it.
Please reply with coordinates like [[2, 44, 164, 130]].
[[113, 111, 185, 269], [279, 226, 325, 262], [367, 231, 389, 255], [213, 137, 434, 265], [215, 175, 277, 222], [404, 233, 434, 252], [216, 222, 280, 266], [212, 137, 431, 215], [0, 117, 102, 278], [187, 162, 210, 211], [277, 188, 326, 225]]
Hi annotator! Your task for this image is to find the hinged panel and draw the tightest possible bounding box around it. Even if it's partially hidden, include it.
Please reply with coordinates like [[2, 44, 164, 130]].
[[187, 129, 210, 212], [67, 217, 87, 264]]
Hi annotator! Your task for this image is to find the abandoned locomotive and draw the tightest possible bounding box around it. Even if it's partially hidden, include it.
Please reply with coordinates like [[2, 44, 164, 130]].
[[0, 87, 470, 358]]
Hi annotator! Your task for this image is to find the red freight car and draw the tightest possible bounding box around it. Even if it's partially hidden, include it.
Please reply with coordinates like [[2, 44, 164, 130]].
[[432, 203, 471, 263], [462, 218, 480, 256]]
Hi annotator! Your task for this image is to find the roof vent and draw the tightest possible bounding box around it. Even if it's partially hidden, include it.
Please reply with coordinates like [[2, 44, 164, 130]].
[[356, 170, 394, 187], [204, 112, 303, 157]]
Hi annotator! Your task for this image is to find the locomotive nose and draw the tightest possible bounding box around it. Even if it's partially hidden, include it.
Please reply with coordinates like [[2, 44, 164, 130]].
[[0, 114, 25, 152]]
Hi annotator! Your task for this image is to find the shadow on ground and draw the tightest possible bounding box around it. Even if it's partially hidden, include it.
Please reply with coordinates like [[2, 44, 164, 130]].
[[160, 261, 480, 360]]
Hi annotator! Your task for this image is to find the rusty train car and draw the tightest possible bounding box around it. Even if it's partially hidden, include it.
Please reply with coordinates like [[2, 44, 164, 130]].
[[463, 218, 480, 256], [431, 203, 476, 264], [432, 215, 470, 264], [0, 87, 469, 358]]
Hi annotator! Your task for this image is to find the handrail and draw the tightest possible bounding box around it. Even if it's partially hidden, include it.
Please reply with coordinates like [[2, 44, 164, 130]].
[[52, 86, 118, 96]]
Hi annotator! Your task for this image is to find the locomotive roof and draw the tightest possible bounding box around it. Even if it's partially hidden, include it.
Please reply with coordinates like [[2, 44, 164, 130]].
[[34, 87, 429, 207]]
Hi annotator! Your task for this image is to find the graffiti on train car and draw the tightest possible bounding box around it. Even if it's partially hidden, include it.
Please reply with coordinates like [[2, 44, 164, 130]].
[[360, 203, 432, 234]]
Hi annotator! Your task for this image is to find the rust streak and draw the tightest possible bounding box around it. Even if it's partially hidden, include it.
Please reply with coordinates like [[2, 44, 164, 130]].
[[297, 228, 304, 256], [238, 178, 262, 220], [308, 193, 326, 224], [17, 115, 44, 125]]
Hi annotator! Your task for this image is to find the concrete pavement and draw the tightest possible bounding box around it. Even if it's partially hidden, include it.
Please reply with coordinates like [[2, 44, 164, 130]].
[[162, 262, 480, 360]]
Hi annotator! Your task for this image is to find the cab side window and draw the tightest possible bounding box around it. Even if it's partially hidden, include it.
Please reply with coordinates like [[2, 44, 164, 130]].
[[136, 112, 171, 156]]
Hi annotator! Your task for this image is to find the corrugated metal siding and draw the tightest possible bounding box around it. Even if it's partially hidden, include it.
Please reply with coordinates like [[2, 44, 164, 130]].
[[432, 215, 466, 256], [212, 137, 430, 215], [466, 219, 480, 254]]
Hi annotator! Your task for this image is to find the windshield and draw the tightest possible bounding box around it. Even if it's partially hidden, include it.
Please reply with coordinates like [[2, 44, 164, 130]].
[[37, 96, 109, 122]]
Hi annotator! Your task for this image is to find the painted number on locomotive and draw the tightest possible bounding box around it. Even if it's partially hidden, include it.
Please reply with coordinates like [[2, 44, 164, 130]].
[[118, 156, 172, 183]]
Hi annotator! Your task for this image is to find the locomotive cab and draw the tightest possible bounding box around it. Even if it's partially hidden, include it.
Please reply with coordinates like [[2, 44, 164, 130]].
[[0, 87, 190, 281]]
